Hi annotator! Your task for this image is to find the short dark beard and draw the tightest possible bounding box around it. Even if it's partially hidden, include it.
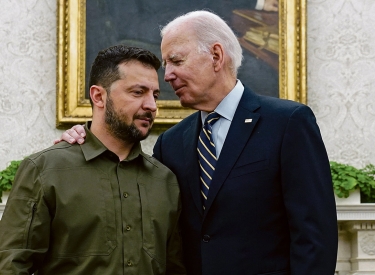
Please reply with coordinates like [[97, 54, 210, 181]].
[[104, 95, 153, 143]]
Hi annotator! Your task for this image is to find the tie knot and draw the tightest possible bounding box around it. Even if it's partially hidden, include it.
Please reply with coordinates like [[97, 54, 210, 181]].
[[205, 112, 220, 127]]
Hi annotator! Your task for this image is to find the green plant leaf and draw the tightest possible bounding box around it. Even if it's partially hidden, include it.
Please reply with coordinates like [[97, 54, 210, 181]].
[[330, 161, 375, 203], [340, 177, 357, 190], [0, 159, 23, 203]]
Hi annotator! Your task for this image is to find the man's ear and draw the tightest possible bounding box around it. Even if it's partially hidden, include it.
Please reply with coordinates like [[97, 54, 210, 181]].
[[90, 85, 106, 108], [211, 43, 225, 72]]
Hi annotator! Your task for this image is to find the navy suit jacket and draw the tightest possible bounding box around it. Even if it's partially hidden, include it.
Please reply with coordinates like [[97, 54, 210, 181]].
[[153, 87, 338, 275]]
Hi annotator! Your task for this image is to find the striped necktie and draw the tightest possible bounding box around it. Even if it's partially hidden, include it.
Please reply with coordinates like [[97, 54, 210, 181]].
[[197, 112, 221, 209]]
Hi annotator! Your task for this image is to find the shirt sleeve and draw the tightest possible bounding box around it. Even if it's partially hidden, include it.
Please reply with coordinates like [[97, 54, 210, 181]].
[[0, 158, 51, 274]]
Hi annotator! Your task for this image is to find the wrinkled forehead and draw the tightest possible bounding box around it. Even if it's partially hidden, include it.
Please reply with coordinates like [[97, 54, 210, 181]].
[[161, 29, 198, 58]]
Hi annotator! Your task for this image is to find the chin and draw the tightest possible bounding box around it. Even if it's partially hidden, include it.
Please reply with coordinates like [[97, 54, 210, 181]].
[[140, 131, 151, 141], [138, 125, 152, 137], [179, 98, 194, 108], [180, 101, 198, 110]]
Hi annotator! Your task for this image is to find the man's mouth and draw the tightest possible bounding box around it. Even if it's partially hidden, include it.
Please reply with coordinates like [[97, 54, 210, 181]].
[[135, 112, 154, 124], [173, 85, 185, 96]]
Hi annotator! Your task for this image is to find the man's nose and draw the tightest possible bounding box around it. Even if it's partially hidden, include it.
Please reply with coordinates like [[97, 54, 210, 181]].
[[143, 93, 157, 112], [164, 65, 176, 83]]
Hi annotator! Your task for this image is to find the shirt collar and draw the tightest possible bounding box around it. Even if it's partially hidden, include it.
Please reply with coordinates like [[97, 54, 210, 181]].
[[81, 121, 142, 162], [201, 80, 244, 123]]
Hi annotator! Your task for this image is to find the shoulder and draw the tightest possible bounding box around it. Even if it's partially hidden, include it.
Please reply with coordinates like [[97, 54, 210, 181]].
[[25, 142, 83, 171], [242, 86, 313, 117], [11, 142, 82, 196], [262, 97, 311, 116]]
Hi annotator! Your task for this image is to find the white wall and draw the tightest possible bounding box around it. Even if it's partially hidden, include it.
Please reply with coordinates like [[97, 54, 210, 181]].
[[0, 0, 62, 167], [308, 0, 375, 167], [0, 0, 374, 170]]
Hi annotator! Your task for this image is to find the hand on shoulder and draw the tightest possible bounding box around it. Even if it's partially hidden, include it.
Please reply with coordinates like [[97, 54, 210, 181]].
[[54, 124, 86, 145]]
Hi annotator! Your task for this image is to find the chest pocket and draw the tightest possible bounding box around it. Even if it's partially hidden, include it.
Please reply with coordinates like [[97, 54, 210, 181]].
[[45, 168, 117, 258], [229, 158, 269, 179]]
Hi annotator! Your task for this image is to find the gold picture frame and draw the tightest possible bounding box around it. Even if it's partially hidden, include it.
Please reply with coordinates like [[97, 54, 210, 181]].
[[56, 0, 306, 129]]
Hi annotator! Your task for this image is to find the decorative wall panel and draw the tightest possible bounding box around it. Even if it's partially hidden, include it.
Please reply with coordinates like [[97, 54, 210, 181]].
[[308, 0, 375, 167], [0, 0, 64, 169]]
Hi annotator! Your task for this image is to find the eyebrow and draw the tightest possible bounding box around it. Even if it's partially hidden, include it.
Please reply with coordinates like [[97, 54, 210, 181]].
[[128, 84, 160, 94], [162, 54, 178, 67]]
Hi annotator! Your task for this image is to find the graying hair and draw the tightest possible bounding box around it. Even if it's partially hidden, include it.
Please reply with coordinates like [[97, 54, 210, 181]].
[[160, 10, 243, 76]]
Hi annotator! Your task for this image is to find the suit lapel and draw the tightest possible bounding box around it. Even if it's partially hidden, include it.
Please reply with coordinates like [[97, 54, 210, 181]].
[[182, 114, 204, 216], [203, 88, 261, 216]]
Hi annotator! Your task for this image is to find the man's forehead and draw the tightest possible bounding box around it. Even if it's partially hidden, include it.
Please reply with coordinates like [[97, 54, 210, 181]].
[[161, 43, 184, 60], [162, 27, 194, 48], [161, 36, 194, 59]]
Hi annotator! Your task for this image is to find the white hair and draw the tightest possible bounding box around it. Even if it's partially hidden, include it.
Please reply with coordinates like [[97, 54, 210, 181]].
[[160, 10, 243, 76]]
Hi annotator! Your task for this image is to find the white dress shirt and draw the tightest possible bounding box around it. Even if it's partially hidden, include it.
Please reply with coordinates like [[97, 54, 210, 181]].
[[200, 80, 244, 158]]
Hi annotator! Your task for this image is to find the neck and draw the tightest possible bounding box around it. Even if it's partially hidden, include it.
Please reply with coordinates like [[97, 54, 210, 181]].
[[90, 120, 135, 161], [201, 75, 237, 112]]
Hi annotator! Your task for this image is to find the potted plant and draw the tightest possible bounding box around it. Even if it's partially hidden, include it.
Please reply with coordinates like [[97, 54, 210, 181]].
[[330, 161, 375, 203], [0, 160, 22, 203]]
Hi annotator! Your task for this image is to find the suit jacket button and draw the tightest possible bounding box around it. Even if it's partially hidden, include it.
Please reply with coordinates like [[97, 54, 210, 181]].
[[203, 235, 210, 242]]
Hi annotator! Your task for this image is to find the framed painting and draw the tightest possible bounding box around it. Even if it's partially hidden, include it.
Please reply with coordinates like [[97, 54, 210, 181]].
[[57, 0, 306, 129]]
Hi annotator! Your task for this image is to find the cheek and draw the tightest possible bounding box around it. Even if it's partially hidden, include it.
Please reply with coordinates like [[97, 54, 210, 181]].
[[118, 110, 132, 122], [190, 61, 213, 79], [117, 105, 136, 119]]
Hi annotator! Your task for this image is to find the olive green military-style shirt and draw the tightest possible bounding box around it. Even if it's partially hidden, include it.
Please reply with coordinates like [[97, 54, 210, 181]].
[[0, 123, 185, 275]]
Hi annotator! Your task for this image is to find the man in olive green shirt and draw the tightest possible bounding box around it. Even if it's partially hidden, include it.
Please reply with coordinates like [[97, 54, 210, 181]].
[[0, 45, 186, 275]]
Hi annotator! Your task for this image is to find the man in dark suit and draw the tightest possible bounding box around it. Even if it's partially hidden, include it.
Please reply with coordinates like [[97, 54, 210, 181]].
[[57, 10, 337, 275], [154, 10, 338, 275]]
